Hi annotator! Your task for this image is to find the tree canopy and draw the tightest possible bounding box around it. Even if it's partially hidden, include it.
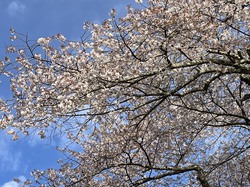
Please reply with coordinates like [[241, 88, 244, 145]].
[[0, 0, 250, 186]]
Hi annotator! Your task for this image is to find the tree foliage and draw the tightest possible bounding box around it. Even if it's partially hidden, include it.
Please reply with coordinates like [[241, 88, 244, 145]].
[[1, 0, 250, 186]]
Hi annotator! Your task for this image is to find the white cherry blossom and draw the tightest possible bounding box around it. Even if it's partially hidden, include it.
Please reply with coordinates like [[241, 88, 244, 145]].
[[0, 0, 250, 186]]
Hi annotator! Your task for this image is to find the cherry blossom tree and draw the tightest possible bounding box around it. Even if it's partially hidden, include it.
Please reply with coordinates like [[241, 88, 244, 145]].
[[1, 0, 250, 186]]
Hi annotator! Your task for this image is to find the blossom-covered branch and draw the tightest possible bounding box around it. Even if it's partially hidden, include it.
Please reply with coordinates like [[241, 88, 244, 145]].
[[0, 0, 250, 186]]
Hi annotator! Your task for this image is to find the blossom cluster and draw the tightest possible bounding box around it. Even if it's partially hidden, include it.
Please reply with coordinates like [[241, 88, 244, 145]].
[[0, 0, 250, 186]]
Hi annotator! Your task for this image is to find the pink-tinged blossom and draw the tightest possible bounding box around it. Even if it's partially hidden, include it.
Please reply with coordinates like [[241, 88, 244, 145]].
[[135, 0, 143, 3], [0, 0, 250, 186], [37, 37, 51, 46]]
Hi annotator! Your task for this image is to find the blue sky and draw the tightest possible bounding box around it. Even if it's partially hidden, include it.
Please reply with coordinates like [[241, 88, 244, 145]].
[[0, 0, 136, 186]]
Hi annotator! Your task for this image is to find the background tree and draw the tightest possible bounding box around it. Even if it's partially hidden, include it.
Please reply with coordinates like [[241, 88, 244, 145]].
[[0, 0, 250, 186]]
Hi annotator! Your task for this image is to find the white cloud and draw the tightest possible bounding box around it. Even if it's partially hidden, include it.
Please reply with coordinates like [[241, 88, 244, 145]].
[[1, 181, 18, 187], [7, 1, 26, 16], [0, 132, 22, 171], [1, 176, 26, 187]]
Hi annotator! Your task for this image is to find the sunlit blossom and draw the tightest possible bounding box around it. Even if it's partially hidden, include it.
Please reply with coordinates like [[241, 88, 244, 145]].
[[1, 0, 250, 186]]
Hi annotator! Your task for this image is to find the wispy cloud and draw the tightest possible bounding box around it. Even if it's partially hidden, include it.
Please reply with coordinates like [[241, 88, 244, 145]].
[[0, 132, 22, 171], [1, 181, 18, 187], [7, 1, 26, 16], [1, 176, 26, 187]]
